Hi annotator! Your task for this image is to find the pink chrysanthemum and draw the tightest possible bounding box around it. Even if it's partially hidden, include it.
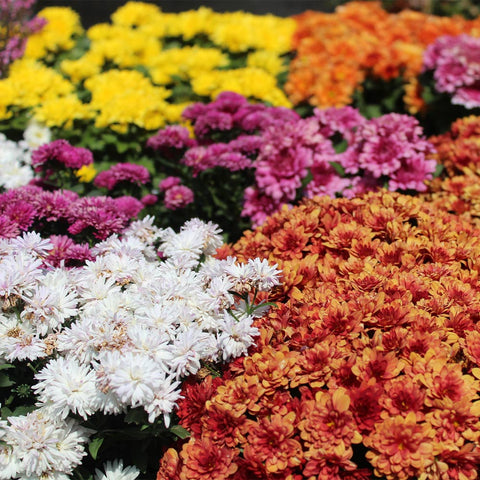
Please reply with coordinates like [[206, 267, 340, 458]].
[[31, 140, 93, 172], [163, 185, 194, 210], [423, 34, 480, 109], [94, 163, 151, 190]]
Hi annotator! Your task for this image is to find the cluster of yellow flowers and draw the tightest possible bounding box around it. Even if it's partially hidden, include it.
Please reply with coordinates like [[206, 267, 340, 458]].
[[0, 1, 293, 132]]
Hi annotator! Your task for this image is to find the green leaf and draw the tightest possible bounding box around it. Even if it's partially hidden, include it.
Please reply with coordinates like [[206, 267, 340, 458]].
[[0, 373, 14, 388], [330, 161, 346, 177], [169, 424, 191, 440], [88, 437, 104, 460], [12, 405, 37, 416], [0, 364, 14, 371], [124, 408, 148, 425], [434, 163, 444, 178], [1, 406, 13, 419]]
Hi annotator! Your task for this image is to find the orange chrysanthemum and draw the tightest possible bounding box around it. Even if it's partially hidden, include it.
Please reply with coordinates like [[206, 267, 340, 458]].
[[178, 437, 238, 480], [286, 2, 480, 108], [365, 412, 436, 479]]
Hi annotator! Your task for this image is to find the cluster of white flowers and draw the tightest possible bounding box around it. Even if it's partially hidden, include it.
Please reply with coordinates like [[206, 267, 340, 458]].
[[0, 120, 51, 190], [0, 217, 281, 478]]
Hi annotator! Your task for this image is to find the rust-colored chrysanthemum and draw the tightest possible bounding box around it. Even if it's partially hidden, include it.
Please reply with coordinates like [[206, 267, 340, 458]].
[[159, 190, 480, 478]]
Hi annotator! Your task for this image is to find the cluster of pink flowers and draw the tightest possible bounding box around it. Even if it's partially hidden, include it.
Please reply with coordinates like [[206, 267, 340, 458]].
[[159, 176, 194, 210], [148, 93, 437, 227], [422, 34, 480, 109], [0, 185, 144, 264], [31, 139, 93, 175], [0, 0, 45, 76], [94, 162, 150, 190]]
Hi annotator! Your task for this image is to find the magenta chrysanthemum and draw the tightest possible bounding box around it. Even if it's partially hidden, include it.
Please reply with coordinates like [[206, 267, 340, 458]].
[[31, 140, 93, 172], [94, 163, 151, 190]]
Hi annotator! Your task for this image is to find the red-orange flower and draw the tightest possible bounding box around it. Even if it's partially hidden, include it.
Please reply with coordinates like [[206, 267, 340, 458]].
[[242, 411, 304, 474], [364, 412, 436, 479], [178, 437, 238, 480]]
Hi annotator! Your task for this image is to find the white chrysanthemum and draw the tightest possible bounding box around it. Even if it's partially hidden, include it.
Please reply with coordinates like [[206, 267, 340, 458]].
[[127, 324, 173, 369], [4, 410, 89, 477], [92, 237, 146, 263], [181, 218, 223, 255], [134, 302, 181, 338], [57, 314, 130, 364], [0, 252, 43, 299], [75, 276, 121, 304], [0, 422, 21, 480], [33, 357, 102, 420], [247, 257, 281, 291], [9, 232, 53, 259], [94, 460, 139, 480], [223, 260, 255, 294], [0, 315, 46, 361], [98, 350, 165, 407], [22, 283, 78, 336], [123, 215, 162, 244], [217, 312, 260, 362], [0, 133, 34, 189], [159, 228, 204, 269], [23, 119, 52, 149], [144, 375, 182, 425], [200, 275, 236, 313], [169, 327, 218, 378]]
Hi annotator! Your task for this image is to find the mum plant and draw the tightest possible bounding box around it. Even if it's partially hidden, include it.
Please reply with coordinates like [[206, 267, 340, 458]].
[[144, 92, 437, 240], [0, 2, 293, 167], [284, 1, 480, 126], [158, 190, 480, 480], [0, 217, 280, 478]]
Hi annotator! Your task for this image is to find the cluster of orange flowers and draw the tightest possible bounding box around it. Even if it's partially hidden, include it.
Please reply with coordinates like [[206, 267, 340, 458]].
[[285, 1, 480, 110], [423, 115, 480, 227], [157, 191, 480, 480]]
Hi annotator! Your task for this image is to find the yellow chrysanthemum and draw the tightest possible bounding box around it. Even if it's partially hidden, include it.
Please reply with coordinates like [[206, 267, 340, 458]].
[[210, 12, 295, 53], [247, 50, 286, 76], [110, 1, 163, 27], [60, 52, 103, 84], [85, 69, 171, 130], [149, 47, 228, 84], [75, 164, 97, 183], [24, 7, 83, 59], [2, 59, 74, 109], [0, 82, 16, 120], [166, 7, 216, 39], [163, 103, 192, 124], [33, 95, 93, 128], [191, 67, 291, 107], [87, 23, 163, 68]]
